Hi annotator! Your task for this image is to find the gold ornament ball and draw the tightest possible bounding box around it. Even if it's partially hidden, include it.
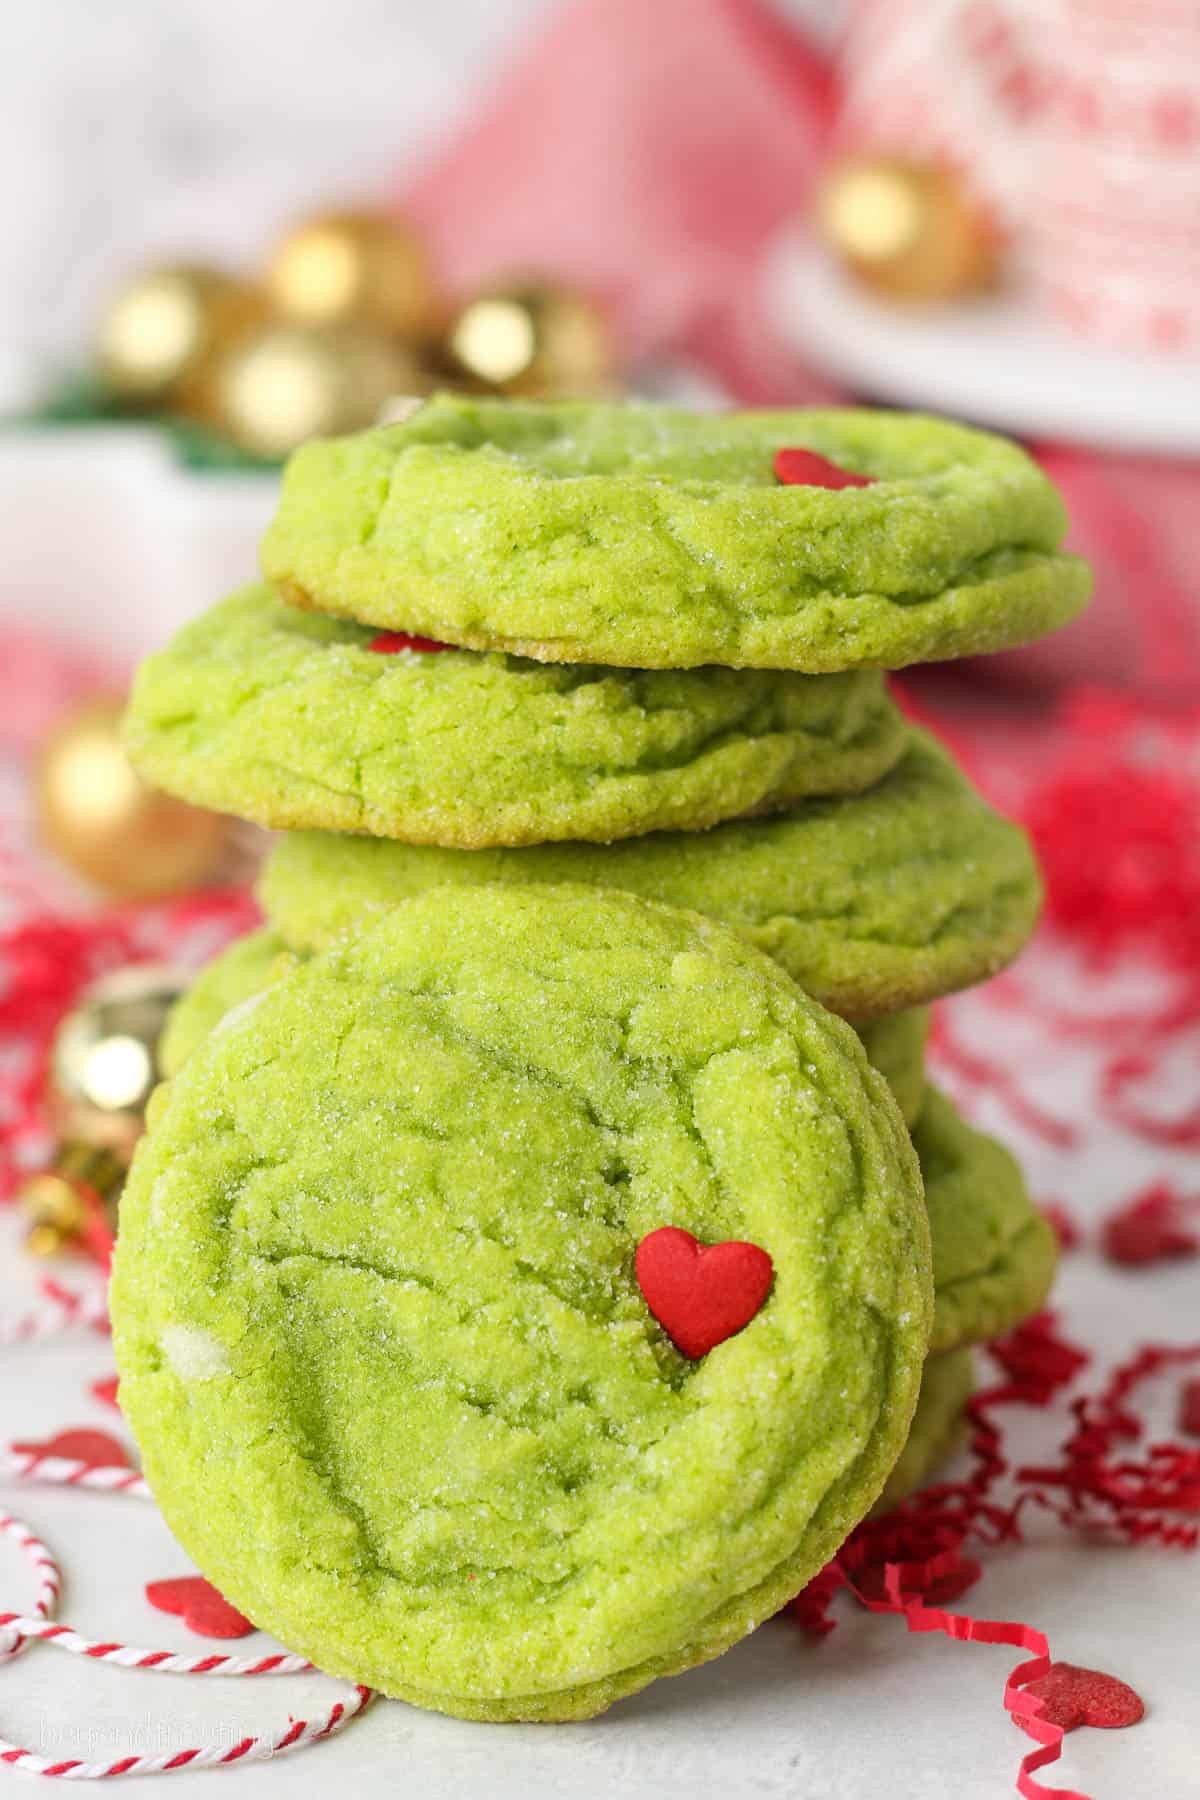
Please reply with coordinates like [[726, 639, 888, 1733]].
[[818, 159, 1000, 303], [19, 1143, 126, 1256], [446, 284, 613, 397], [49, 965, 189, 1161], [212, 323, 427, 459], [267, 209, 437, 339], [97, 264, 267, 405], [35, 696, 229, 899]]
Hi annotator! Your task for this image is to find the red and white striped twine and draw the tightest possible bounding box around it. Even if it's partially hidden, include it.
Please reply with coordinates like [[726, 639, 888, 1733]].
[[0, 1615, 313, 1679], [0, 1682, 373, 1780], [0, 1512, 61, 1665], [1, 1292, 375, 1776], [0, 1287, 110, 1351], [0, 1455, 150, 1501]]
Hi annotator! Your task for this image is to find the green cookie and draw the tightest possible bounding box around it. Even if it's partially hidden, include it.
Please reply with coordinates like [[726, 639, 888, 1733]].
[[854, 1009, 928, 1128], [123, 585, 907, 848], [113, 884, 931, 1721], [872, 1348, 974, 1516], [261, 394, 1090, 671], [157, 929, 298, 1079], [260, 731, 1041, 1018], [919, 1088, 1057, 1355], [159, 926, 930, 1124]]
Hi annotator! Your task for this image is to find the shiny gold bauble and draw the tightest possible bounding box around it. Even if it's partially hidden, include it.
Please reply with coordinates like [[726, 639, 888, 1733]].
[[818, 159, 1000, 303], [35, 697, 230, 899], [267, 209, 437, 338], [212, 323, 427, 459], [49, 965, 189, 1162], [445, 283, 613, 397], [97, 264, 267, 405], [19, 1142, 125, 1256]]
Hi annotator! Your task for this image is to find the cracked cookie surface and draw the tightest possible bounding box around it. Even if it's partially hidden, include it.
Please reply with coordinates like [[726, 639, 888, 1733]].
[[260, 731, 1041, 1018], [113, 884, 930, 1720], [261, 394, 1090, 671], [159, 927, 931, 1123], [123, 585, 907, 847]]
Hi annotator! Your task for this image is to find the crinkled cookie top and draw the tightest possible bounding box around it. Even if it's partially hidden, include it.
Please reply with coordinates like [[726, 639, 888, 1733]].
[[123, 584, 906, 847], [261, 394, 1090, 670], [260, 730, 1042, 1018], [113, 884, 930, 1719]]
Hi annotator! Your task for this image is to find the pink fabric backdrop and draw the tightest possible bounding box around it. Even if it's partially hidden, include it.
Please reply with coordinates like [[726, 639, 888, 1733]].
[[404, 0, 1200, 699]]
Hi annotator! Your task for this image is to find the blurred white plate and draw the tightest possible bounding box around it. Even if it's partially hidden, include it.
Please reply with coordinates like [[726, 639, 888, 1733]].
[[765, 230, 1200, 454], [0, 428, 277, 662]]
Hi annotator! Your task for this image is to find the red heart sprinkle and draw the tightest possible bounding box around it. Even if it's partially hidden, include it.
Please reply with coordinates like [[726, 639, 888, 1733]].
[[368, 631, 452, 655], [1016, 1662, 1144, 1737], [90, 1374, 121, 1411], [1179, 1379, 1200, 1437], [145, 1576, 254, 1640], [1102, 1183, 1199, 1267], [635, 1226, 773, 1359], [10, 1427, 131, 1470], [774, 448, 876, 489]]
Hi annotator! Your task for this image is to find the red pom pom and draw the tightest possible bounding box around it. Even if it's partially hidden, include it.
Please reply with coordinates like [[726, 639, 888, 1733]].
[[368, 632, 452, 655], [635, 1226, 773, 1358], [145, 1576, 254, 1640], [773, 448, 875, 489], [1016, 1662, 1144, 1737]]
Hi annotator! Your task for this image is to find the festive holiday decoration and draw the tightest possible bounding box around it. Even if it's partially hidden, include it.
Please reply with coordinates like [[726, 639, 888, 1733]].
[[773, 447, 875, 488], [9, 1428, 131, 1473], [35, 697, 231, 899], [96, 265, 266, 407], [368, 631, 452, 654], [267, 209, 437, 339], [1014, 1663, 1144, 1738], [818, 158, 999, 303], [18, 1143, 123, 1259], [14, 963, 188, 1257], [445, 283, 613, 396], [145, 1577, 254, 1641], [634, 1226, 774, 1358], [48, 964, 186, 1159], [210, 323, 425, 460], [1101, 1183, 1199, 1269], [90, 1374, 120, 1412]]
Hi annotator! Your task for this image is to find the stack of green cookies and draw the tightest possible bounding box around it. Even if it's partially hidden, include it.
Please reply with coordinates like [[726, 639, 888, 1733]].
[[113, 396, 1089, 1720]]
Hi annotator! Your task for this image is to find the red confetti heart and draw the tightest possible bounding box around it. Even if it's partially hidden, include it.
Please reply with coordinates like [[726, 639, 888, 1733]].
[[1179, 1379, 1200, 1438], [10, 1427, 131, 1469], [1015, 1662, 1144, 1737], [368, 631, 452, 655], [145, 1576, 254, 1640], [773, 447, 876, 490], [1102, 1183, 1199, 1267], [90, 1374, 121, 1411], [635, 1226, 773, 1359]]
